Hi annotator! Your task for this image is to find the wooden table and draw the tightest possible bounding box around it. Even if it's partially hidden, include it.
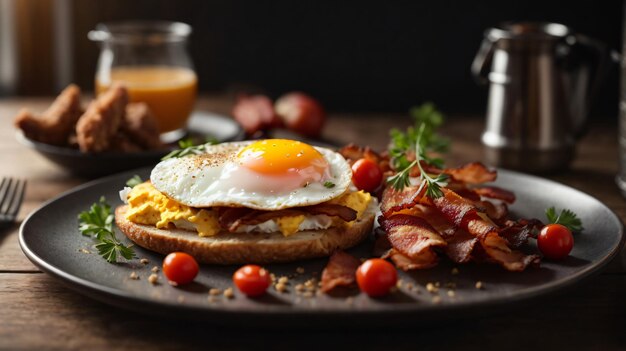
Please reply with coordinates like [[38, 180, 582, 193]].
[[1, 95, 625, 350]]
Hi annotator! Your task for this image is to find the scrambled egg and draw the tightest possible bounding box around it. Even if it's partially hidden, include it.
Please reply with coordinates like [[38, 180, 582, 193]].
[[126, 182, 220, 237], [125, 182, 371, 237]]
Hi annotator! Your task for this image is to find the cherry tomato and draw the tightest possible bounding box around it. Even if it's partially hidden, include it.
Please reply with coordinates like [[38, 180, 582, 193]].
[[275, 92, 326, 137], [162, 252, 199, 285], [538, 224, 574, 260], [351, 158, 383, 193], [356, 258, 398, 297], [233, 264, 272, 297]]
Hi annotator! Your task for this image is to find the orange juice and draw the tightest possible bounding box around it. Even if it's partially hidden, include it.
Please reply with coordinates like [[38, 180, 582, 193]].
[[96, 66, 197, 133]]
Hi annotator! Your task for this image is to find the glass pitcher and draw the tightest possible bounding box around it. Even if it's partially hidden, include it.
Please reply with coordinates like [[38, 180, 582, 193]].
[[89, 21, 197, 141]]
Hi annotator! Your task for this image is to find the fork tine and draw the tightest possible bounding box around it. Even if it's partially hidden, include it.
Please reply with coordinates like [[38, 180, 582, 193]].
[[7, 179, 26, 217], [0, 178, 13, 213]]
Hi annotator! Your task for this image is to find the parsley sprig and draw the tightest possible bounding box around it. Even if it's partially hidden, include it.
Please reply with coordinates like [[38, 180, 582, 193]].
[[386, 103, 449, 197], [389, 102, 449, 171], [78, 197, 135, 263], [387, 124, 448, 197], [161, 137, 219, 160], [546, 207, 584, 232]]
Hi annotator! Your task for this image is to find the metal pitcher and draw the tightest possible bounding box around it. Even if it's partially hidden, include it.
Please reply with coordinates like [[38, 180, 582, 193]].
[[472, 22, 613, 173]]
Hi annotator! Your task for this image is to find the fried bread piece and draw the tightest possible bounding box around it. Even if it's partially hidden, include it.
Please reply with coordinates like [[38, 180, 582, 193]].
[[115, 201, 377, 264], [14, 84, 83, 146], [121, 103, 162, 150], [76, 84, 128, 152]]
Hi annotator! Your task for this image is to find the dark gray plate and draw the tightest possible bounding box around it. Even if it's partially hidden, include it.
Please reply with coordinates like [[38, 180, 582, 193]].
[[19, 169, 624, 327], [16, 111, 244, 178]]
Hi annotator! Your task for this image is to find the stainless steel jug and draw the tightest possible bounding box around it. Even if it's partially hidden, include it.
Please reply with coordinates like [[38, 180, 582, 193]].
[[472, 22, 612, 173]]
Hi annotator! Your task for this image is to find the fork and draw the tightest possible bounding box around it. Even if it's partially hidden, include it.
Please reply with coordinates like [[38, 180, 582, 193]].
[[0, 178, 26, 228]]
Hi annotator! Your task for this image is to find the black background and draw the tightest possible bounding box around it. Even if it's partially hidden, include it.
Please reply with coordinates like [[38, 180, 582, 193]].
[[70, 0, 623, 117]]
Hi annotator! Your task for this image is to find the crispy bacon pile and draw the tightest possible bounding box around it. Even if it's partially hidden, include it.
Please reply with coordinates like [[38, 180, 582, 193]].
[[379, 162, 542, 272], [319, 147, 541, 293]]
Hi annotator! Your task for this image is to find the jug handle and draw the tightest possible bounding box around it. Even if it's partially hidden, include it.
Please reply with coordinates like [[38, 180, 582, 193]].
[[566, 34, 619, 137], [471, 36, 496, 85]]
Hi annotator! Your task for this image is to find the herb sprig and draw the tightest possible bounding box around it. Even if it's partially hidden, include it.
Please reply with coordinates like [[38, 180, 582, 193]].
[[161, 137, 219, 160], [78, 197, 135, 263], [386, 103, 449, 197], [546, 207, 584, 232], [387, 124, 448, 197], [389, 103, 449, 171]]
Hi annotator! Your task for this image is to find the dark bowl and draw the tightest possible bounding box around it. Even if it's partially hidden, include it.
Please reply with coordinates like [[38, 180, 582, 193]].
[[16, 111, 245, 178]]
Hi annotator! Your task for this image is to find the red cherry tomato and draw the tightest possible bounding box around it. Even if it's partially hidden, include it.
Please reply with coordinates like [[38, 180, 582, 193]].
[[356, 258, 398, 297], [275, 92, 326, 137], [162, 252, 199, 285], [351, 158, 383, 193], [538, 224, 574, 260], [233, 265, 272, 297]]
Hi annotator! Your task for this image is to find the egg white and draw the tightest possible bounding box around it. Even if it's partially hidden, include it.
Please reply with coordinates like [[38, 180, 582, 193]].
[[150, 141, 352, 210]]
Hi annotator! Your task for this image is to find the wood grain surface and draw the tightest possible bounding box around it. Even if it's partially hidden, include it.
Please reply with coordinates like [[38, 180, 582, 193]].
[[1, 95, 625, 350]]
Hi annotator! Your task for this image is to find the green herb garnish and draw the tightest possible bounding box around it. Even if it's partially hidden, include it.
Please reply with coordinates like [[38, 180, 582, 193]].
[[161, 138, 219, 160], [387, 124, 448, 197], [126, 175, 143, 188], [546, 207, 584, 232], [178, 137, 195, 149], [386, 103, 449, 196], [324, 181, 336, 188], [389, 102, 449, 172], [78, 197, 135, 263]]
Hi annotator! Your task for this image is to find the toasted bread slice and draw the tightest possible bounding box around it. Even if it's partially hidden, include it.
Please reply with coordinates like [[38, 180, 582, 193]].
[[114, 201, 377, 264]]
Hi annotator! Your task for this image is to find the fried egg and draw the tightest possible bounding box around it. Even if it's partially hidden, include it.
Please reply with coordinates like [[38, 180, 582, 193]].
[[150, 139, 352, 210]]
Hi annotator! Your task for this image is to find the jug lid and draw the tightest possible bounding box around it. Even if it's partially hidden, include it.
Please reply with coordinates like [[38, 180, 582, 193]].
[[486, 22, 571, 42]]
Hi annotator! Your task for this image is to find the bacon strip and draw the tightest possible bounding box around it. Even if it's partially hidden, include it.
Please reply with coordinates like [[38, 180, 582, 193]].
[[432, 188, 480, 228], [477, 200, 509, 223], [217, 203, 356, 232], [441, 229, 479, 264], [339, 143, 382, 164], [383, 248, 439, 271], [413, 204, 483, 264], [378, 214, 446, 270], [381, 214, 447, 258], [217, 207, 255, 230], [320, 251, 361, 293], [452, 188, 481, 202], [474, 186, 516, 204], [381, 185, 426, 217], [433, 188, 539, 271], [444, 162, 496, 184], [338, 143, 391, 173], [499, 218, 543, 248], [306, 203, 356, 222], [480, 233, 540, 271]]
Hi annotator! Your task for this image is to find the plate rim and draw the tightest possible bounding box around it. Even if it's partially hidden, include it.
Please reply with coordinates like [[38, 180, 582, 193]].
[[18, 167, 626, 319]]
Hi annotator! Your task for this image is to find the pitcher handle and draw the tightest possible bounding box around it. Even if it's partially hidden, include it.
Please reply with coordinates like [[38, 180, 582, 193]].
[[565, 34, 618, 137], [471, 35, 496, 85]]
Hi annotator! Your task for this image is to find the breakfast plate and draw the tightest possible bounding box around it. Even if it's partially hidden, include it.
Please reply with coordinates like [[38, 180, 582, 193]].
[[16, 111, 244, 178], [19, 168, 623, 327]]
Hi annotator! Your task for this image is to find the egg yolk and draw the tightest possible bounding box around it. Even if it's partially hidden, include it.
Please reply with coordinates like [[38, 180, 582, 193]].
[[237, 139, 329, 179]]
